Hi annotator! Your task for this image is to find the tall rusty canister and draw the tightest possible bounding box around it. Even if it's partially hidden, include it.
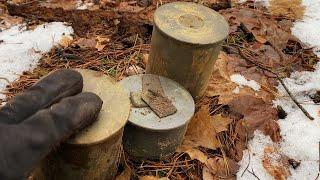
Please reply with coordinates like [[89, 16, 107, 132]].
[[38, 69, 130, 180], [146, 2, 229, 99]]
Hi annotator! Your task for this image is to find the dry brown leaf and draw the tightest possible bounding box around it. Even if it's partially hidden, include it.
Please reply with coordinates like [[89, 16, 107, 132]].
[[221, 7, 296, 50], [202, 167, 214, 180], [263, 146, 291, 180], [59, 35, 73, 48], [180, 105, 221, 150], [230, 95, 280, 142], [183, 148, 208, 164], [95, 36, 110, 51], [212, 114, 232, 133], [74, 38, 96, 49], [115, 166, 132, 180], [205, 157, 239, 179], [269, 0, 305, 20], [207, 52, 275, 104]]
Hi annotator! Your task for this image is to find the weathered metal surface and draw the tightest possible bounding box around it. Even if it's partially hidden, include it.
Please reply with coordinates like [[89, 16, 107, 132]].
[[146, 2, 229, 99], [35, 69, 130, 180], [119, 74, 195, 160]]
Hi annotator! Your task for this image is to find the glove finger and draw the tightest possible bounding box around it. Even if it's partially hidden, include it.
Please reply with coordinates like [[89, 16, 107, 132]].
[[0, 92, 102, 180], [0, 69, 83, 125]]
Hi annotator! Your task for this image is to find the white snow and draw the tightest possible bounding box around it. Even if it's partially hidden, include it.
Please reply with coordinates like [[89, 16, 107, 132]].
[[237, 131, 274, 180], [292, 0, 320, 57], [230, 74, 261, 91], [237, 0, 320, 179], [0, 22, 73, 101], [273, 65, 320, 179]]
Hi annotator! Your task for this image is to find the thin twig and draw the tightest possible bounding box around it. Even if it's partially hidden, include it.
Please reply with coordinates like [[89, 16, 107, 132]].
[[247, 168, 261, 180], [239, 49, 314, 120], [241, 149, 251, 177]]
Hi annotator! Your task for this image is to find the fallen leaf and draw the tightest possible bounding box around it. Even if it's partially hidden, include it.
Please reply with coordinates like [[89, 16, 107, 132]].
[[183, 148, 208, 164], [230, 95, 280, 142], [59, 35, 73, 48], [205, 157, 239, 179], [207, 53, 275, 104], [179, 105, 221, 150], [95, 36, 110, 51], [269, 0, 305, 20], [74, 38, 96, 49], [202, 167, 214, 180], [262, 146, 291, 180], [212, 114, 232, 133]]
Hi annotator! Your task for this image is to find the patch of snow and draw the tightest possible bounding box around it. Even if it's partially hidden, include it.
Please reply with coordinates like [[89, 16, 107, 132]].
[[237, 0, 320, 179], [0, 22, 73, 101], [292, 0, 320, 57], [237, 131, 274, 180], [273, 65, 320, 179], [230, 74, 261, 91]]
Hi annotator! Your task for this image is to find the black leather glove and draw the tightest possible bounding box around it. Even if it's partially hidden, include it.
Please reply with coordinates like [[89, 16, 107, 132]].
[[0, 69, 103, 180]]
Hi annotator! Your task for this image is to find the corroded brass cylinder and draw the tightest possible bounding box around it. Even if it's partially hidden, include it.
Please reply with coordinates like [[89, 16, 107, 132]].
[[146, 2, 229, 99]]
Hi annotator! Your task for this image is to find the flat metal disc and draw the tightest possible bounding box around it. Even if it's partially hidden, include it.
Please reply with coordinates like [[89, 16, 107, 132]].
[[153, 2, 229, 45], [67, 69, 130, 145], [119, 74, 195, 131]]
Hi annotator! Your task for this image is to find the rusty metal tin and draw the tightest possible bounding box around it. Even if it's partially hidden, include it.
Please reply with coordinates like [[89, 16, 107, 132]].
[[146, 2, 229, 99], [119, 74, 195, 160], [38, 69, 130, 180]]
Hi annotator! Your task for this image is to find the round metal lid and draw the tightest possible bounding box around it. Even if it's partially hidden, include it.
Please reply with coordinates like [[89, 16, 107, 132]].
[[119, 74, 195, 131], [67, 69, 130, 145], [153, 2, 229, 45]]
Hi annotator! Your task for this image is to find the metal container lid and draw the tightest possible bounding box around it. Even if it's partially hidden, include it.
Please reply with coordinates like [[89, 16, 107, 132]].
[[153, 2, 229, 45], [119, 74, 195, 131], [67, 69, 130, 145]]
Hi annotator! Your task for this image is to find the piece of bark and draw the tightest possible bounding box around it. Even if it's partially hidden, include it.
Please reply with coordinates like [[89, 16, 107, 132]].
[[142, 75, 164, 95], [141, 89, 177, 118]]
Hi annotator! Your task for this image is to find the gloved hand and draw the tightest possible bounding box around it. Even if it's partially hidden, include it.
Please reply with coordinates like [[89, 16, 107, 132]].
[[0, 69, 103, 180]]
